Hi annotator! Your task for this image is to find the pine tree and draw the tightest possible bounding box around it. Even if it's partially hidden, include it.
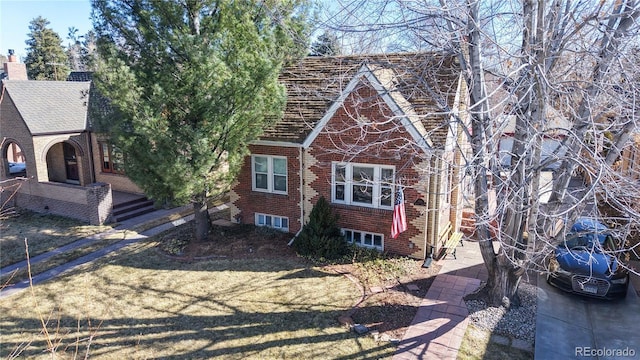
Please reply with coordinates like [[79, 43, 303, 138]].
[[92, 0, 310, 242], [24, 16, 70, 80], [310, 31, 341, 56], [292, 196, 347, 260], [67, 28, 97, 71]]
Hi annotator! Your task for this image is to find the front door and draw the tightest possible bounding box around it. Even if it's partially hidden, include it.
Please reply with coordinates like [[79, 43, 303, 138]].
[[63, 142, 80, 183]]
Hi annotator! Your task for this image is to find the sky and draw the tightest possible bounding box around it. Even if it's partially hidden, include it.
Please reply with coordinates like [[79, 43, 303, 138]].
[[0, 0, 93, 60]]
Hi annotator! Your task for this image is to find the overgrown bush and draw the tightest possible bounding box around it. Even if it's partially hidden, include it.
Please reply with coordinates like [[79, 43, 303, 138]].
[[348, 244, 385, 263], [292, 196, 348, 260]]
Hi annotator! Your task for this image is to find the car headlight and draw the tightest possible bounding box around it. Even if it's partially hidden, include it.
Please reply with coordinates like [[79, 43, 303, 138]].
[[611, 276, 628, 285], [556, 268, 573, 276], [549, 257, 571, 276]]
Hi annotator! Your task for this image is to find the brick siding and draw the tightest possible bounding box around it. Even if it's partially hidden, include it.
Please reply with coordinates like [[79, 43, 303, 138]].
[[306, 83, 429, 258], [231, 144, 303, 233]]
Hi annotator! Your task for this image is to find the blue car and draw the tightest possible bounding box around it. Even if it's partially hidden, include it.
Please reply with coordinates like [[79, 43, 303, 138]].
[[547, 218, 629, 299], [8, 162, 26, 174]]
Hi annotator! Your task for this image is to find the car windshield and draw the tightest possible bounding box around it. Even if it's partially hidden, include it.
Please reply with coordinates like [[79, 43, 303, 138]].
[[562, 233, 616, 254], [563, 234, 594, 249]]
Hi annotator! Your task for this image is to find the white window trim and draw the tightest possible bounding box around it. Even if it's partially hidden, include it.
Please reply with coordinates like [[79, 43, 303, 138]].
[[331, 162, 394, 209], [342, 228, 384, 251], [255, 213, 289, 231], [251, 155, 287, 194]]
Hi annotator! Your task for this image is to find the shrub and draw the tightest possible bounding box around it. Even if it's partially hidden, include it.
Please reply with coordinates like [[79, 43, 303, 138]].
[[293, 196, 348, 260], [348, 244, 385, 263]]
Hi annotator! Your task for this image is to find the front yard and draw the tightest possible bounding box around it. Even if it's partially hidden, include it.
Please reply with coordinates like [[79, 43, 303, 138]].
[[0, 236, 400, 359], [1, 219, 440, 359], [0, 213, 535, 359], [0, 211, 112, 268]]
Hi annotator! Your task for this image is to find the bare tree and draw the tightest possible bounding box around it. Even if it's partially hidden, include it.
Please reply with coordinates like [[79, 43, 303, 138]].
[[318, 0, 640, 306]]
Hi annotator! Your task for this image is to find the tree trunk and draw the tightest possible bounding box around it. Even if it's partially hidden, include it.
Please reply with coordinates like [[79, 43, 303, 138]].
[[461, 0, 528, 308], [193, 194, 210, 242], [466, 256, 524, 308]]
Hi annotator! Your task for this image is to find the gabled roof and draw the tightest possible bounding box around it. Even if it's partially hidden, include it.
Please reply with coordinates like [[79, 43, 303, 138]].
[[259, 53, 460, 147], [2, 80, 91, 135], [67, 71, 93, 82]]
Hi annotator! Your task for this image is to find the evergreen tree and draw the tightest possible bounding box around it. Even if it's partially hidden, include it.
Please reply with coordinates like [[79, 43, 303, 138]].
[[292, 196, 347, 260], [92, 0, 310, 242], [24, 16, 70, 80], [67, 28, 97, 71], [310, 31, 341, 56]]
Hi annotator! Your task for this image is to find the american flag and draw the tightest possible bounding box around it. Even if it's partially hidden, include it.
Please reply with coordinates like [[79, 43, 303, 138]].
[[391, 185, 407, 239]]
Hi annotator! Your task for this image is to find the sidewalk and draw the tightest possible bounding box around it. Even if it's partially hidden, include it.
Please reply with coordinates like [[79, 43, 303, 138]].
[[393, 239, 487, 360], [0, 203, 228, 299]]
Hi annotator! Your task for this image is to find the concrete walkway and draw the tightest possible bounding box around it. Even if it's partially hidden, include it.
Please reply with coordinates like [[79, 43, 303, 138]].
[[393, 235, 640, 360], [0, 203, 228, 299], [393, 239, 487, 360], [535, 275, 640, 360]]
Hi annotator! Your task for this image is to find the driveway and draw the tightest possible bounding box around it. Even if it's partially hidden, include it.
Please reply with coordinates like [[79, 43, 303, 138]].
[[535, 276, 640, 359]]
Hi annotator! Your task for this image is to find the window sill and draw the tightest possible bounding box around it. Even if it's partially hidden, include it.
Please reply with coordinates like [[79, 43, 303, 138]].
[[251, 190, 290, 198], [331, 203, 393, 214]]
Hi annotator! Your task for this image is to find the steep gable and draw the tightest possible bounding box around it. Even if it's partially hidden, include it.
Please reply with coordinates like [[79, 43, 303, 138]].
[[3, 80, 91, 135], [259, 53, 460, 147]]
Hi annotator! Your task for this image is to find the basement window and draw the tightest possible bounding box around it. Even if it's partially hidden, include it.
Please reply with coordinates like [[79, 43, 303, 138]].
[[255, 213, 289, 231]]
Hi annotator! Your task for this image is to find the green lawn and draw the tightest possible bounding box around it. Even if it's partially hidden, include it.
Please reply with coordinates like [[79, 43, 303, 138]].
[[0, 240, 395, 359]]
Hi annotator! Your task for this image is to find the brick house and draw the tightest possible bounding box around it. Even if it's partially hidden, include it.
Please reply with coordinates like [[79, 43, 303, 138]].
[[615, 133, 640, 180], [0, 56, 148, 224], [230, 53, 471, 259]]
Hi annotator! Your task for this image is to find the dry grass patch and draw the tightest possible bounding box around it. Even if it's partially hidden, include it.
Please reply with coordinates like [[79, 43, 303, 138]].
[[0, 229, 138, 286], [0, 240, 395, 359], [0, 211, 112, 268], [457, 324, 533, 360]]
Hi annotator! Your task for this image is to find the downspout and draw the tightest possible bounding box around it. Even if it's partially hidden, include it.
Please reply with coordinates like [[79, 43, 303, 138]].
[[87, 131, 96, 183], [429, 156, 441, 255], [288, 145, 305, 246], [422, 153, 433, 267]]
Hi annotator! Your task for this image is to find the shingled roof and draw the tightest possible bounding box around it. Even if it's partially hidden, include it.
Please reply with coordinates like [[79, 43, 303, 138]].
[[260, 52, 460, 147], [3, 80, 91, 135]]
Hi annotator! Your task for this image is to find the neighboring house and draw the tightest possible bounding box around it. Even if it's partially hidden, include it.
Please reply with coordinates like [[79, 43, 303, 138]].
[[0, 55, 147, 224], [230, 53, 471, 260], [482, 72, 571, 204], [482, 72, 570, 171], [614, 133, 640, 181]]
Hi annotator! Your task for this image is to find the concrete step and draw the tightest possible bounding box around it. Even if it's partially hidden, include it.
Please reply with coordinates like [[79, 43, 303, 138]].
[[113, 204, 157, 222], [113, 197, 156, 222], [113, 198, 154, 216]]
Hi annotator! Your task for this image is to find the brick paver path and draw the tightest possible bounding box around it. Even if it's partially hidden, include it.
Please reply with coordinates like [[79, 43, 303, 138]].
[[393, 274, 481, 360], [393, 239, 487, 360]]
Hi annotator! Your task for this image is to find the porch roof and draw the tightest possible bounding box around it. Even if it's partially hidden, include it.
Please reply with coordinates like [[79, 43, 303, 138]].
[[3, 80, 91, 135]]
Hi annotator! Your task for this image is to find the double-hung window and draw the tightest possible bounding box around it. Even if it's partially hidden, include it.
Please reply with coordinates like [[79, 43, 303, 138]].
[[332, 162, 394, 209], [99, 142, 125, 174], [252, 155, 287, 194]]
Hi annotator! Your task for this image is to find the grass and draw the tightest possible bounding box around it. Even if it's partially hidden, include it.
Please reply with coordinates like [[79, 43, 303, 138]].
[[0, 199, 228, 286], [0, 229, 137, 286], [0, 211, 112, 268], [457, 324, 533, 360], [1, 207, 534, 359], [0, 238, 395, 359]]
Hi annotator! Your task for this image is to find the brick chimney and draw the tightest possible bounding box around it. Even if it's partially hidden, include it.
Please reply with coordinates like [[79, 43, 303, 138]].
[[3, 49, 28, 80]]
